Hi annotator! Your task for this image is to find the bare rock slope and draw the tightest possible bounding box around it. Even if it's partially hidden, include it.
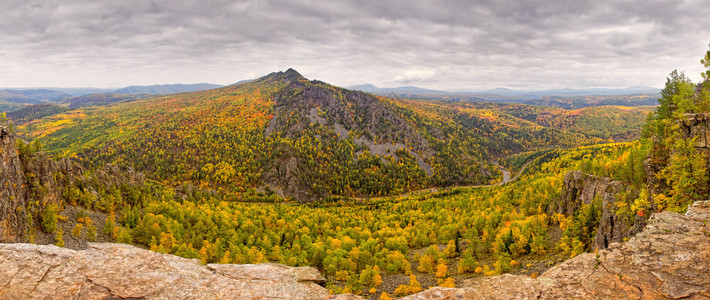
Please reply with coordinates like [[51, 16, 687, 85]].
[[404, 200, 710, 299], [0, 243, 344, 299]]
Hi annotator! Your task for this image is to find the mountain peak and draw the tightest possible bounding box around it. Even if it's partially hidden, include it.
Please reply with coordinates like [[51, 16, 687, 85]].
[[281, 68, 305, 82], [284, 68, 302, 77], [259, 68, 306, 83]]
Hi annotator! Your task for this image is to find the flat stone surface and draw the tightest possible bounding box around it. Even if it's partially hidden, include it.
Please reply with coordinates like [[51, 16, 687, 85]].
[[0, 243, 347, 299]]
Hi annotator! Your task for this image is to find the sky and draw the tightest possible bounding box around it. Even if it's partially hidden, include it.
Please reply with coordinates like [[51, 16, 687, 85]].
[[1, 0, 709, 91]]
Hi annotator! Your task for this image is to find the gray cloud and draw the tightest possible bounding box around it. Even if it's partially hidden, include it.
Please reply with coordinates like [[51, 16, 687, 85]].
[[0, 0, 708, 90]]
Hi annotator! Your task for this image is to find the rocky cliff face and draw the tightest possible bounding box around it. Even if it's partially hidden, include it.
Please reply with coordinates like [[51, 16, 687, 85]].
[[646, 113, 710, 209], [550, 170, 646, 250], [1, 125, 78, 242], [0, 125, 142, 243], [0, 126, 28, 242], [404, 200, 710, 299]]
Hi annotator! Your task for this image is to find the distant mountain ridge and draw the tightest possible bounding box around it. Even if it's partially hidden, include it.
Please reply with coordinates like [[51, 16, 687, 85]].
[[113, 83, 223, 94], [0, 89, 71, 104], [349, 84, 660, 98], [348, 84, 442, 94], [0, 83, 225, 111], [494, 86, 661, 97]]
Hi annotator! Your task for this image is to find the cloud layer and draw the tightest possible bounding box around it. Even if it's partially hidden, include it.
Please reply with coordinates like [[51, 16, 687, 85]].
[[1, 0, 709, 90]]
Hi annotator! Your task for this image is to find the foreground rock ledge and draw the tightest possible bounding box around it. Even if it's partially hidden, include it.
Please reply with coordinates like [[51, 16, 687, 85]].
[[0, 243, 343, 299], [404, 200, 710, 299]]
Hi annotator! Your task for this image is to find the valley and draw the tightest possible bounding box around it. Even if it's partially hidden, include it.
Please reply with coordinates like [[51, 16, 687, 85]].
[[1, 54, 709, 298]]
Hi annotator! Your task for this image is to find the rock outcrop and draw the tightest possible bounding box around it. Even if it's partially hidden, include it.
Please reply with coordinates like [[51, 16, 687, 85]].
[[0, 125, 143, 243], [550, 170, 646, 250], [403, 200, 710, 299], [647, 113, 710, 210], [1, 125, 84, 242], [0, 243, 351, 299], [0, 126, 27, 242], [680, 113, 710, 154]]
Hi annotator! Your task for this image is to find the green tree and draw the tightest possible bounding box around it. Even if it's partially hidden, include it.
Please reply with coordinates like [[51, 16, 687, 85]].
[[103, 213, 116, 238], [41, 204, 59, 233], [116, 226, 133, 244], [701, 42, 710, 82]]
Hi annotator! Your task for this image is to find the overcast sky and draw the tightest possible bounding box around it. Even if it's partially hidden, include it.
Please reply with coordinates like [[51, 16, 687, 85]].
[[1, 0, 709, 90]]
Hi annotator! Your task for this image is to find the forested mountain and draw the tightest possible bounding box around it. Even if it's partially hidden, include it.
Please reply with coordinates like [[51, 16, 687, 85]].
[[63, 93, 150, 108], [6, 104, 69, 125], [16, 69, 648, 202], [0, 100, 28, 113]]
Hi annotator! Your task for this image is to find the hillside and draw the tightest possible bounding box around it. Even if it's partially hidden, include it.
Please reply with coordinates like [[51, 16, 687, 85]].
[[0, 100, 28, 113], [6, 103, 69, 125], [63, 93, 149, 108], [5, 1, 710, 299], [497, 104, 653, 140], [0, 115, 666, 297], [1, 122, 706, 297], [14, 69, 644, 201]]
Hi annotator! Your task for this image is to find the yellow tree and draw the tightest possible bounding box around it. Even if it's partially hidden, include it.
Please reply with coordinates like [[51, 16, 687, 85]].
[[394, 274, 422, 296], [435, 261, 448, 278], [417, 254, 435, 273]]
